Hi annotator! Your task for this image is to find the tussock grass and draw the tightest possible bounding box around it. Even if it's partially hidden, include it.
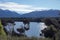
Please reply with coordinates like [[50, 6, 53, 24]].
[[0, 35, 52, 40]]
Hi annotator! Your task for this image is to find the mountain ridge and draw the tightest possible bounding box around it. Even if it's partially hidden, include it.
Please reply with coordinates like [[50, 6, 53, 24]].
[[0, 9, 21, 18], [21, 10, 60, 18]]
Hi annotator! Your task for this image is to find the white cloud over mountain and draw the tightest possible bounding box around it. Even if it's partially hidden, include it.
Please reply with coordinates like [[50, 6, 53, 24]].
[[0, 2, 50, 14]]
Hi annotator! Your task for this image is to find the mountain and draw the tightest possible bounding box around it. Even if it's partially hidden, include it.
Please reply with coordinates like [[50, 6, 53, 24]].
[[21, 10, 60, 18], [0, 9, 21, 18], [0, 9, 60, 19]]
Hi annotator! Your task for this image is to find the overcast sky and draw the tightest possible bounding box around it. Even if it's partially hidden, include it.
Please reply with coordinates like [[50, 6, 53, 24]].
[[0, 0, 60, 14]]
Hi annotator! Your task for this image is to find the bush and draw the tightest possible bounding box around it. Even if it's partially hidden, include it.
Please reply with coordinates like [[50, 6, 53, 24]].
[[0, 19, 7, 40]]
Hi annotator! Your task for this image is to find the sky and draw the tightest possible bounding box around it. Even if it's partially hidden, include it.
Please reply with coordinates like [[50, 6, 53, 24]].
[[0, 0, 60, 14]]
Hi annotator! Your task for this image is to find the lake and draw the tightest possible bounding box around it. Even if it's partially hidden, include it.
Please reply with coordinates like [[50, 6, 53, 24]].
[[14, 22, 47, 37]]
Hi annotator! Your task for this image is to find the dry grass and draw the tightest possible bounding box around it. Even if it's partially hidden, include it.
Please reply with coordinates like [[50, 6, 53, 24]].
[[0, 35, 52, 40]]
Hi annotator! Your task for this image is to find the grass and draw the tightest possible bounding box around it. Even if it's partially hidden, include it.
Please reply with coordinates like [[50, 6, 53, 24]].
[[0, 35, 52, 40]]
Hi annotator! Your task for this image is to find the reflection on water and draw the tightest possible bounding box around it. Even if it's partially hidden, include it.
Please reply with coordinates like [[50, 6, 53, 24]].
[[14, 22, 47, 37]]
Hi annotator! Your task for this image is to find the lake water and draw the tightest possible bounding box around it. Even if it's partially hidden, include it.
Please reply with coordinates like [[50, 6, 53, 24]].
[[14, 22, 47, 37]]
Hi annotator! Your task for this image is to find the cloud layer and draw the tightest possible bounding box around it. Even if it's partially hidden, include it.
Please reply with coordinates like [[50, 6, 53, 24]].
[[0, 2, 50, 14]]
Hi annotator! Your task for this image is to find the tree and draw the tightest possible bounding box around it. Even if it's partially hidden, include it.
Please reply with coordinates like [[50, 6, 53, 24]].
[[40, 25, 57, 40]]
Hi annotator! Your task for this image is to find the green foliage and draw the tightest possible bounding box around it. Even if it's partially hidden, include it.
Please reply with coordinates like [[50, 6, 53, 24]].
[[0, 19, 7, 40], [47, 25, 57, 32], [41, 24, 60, 40], [0, 19, 6, 36]]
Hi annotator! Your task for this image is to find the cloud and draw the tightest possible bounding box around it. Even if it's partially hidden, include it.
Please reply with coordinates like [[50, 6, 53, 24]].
[[0, 2, 50, 14]]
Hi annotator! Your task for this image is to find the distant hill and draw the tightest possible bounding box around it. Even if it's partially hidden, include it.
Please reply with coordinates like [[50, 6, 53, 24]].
[[0, 9, 20, 18], [21, 10, 60, 18], [0, 9, 60, 19]]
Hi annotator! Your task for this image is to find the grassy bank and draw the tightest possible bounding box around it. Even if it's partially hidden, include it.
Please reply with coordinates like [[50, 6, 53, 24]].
[[0, 36, 52, 40]]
